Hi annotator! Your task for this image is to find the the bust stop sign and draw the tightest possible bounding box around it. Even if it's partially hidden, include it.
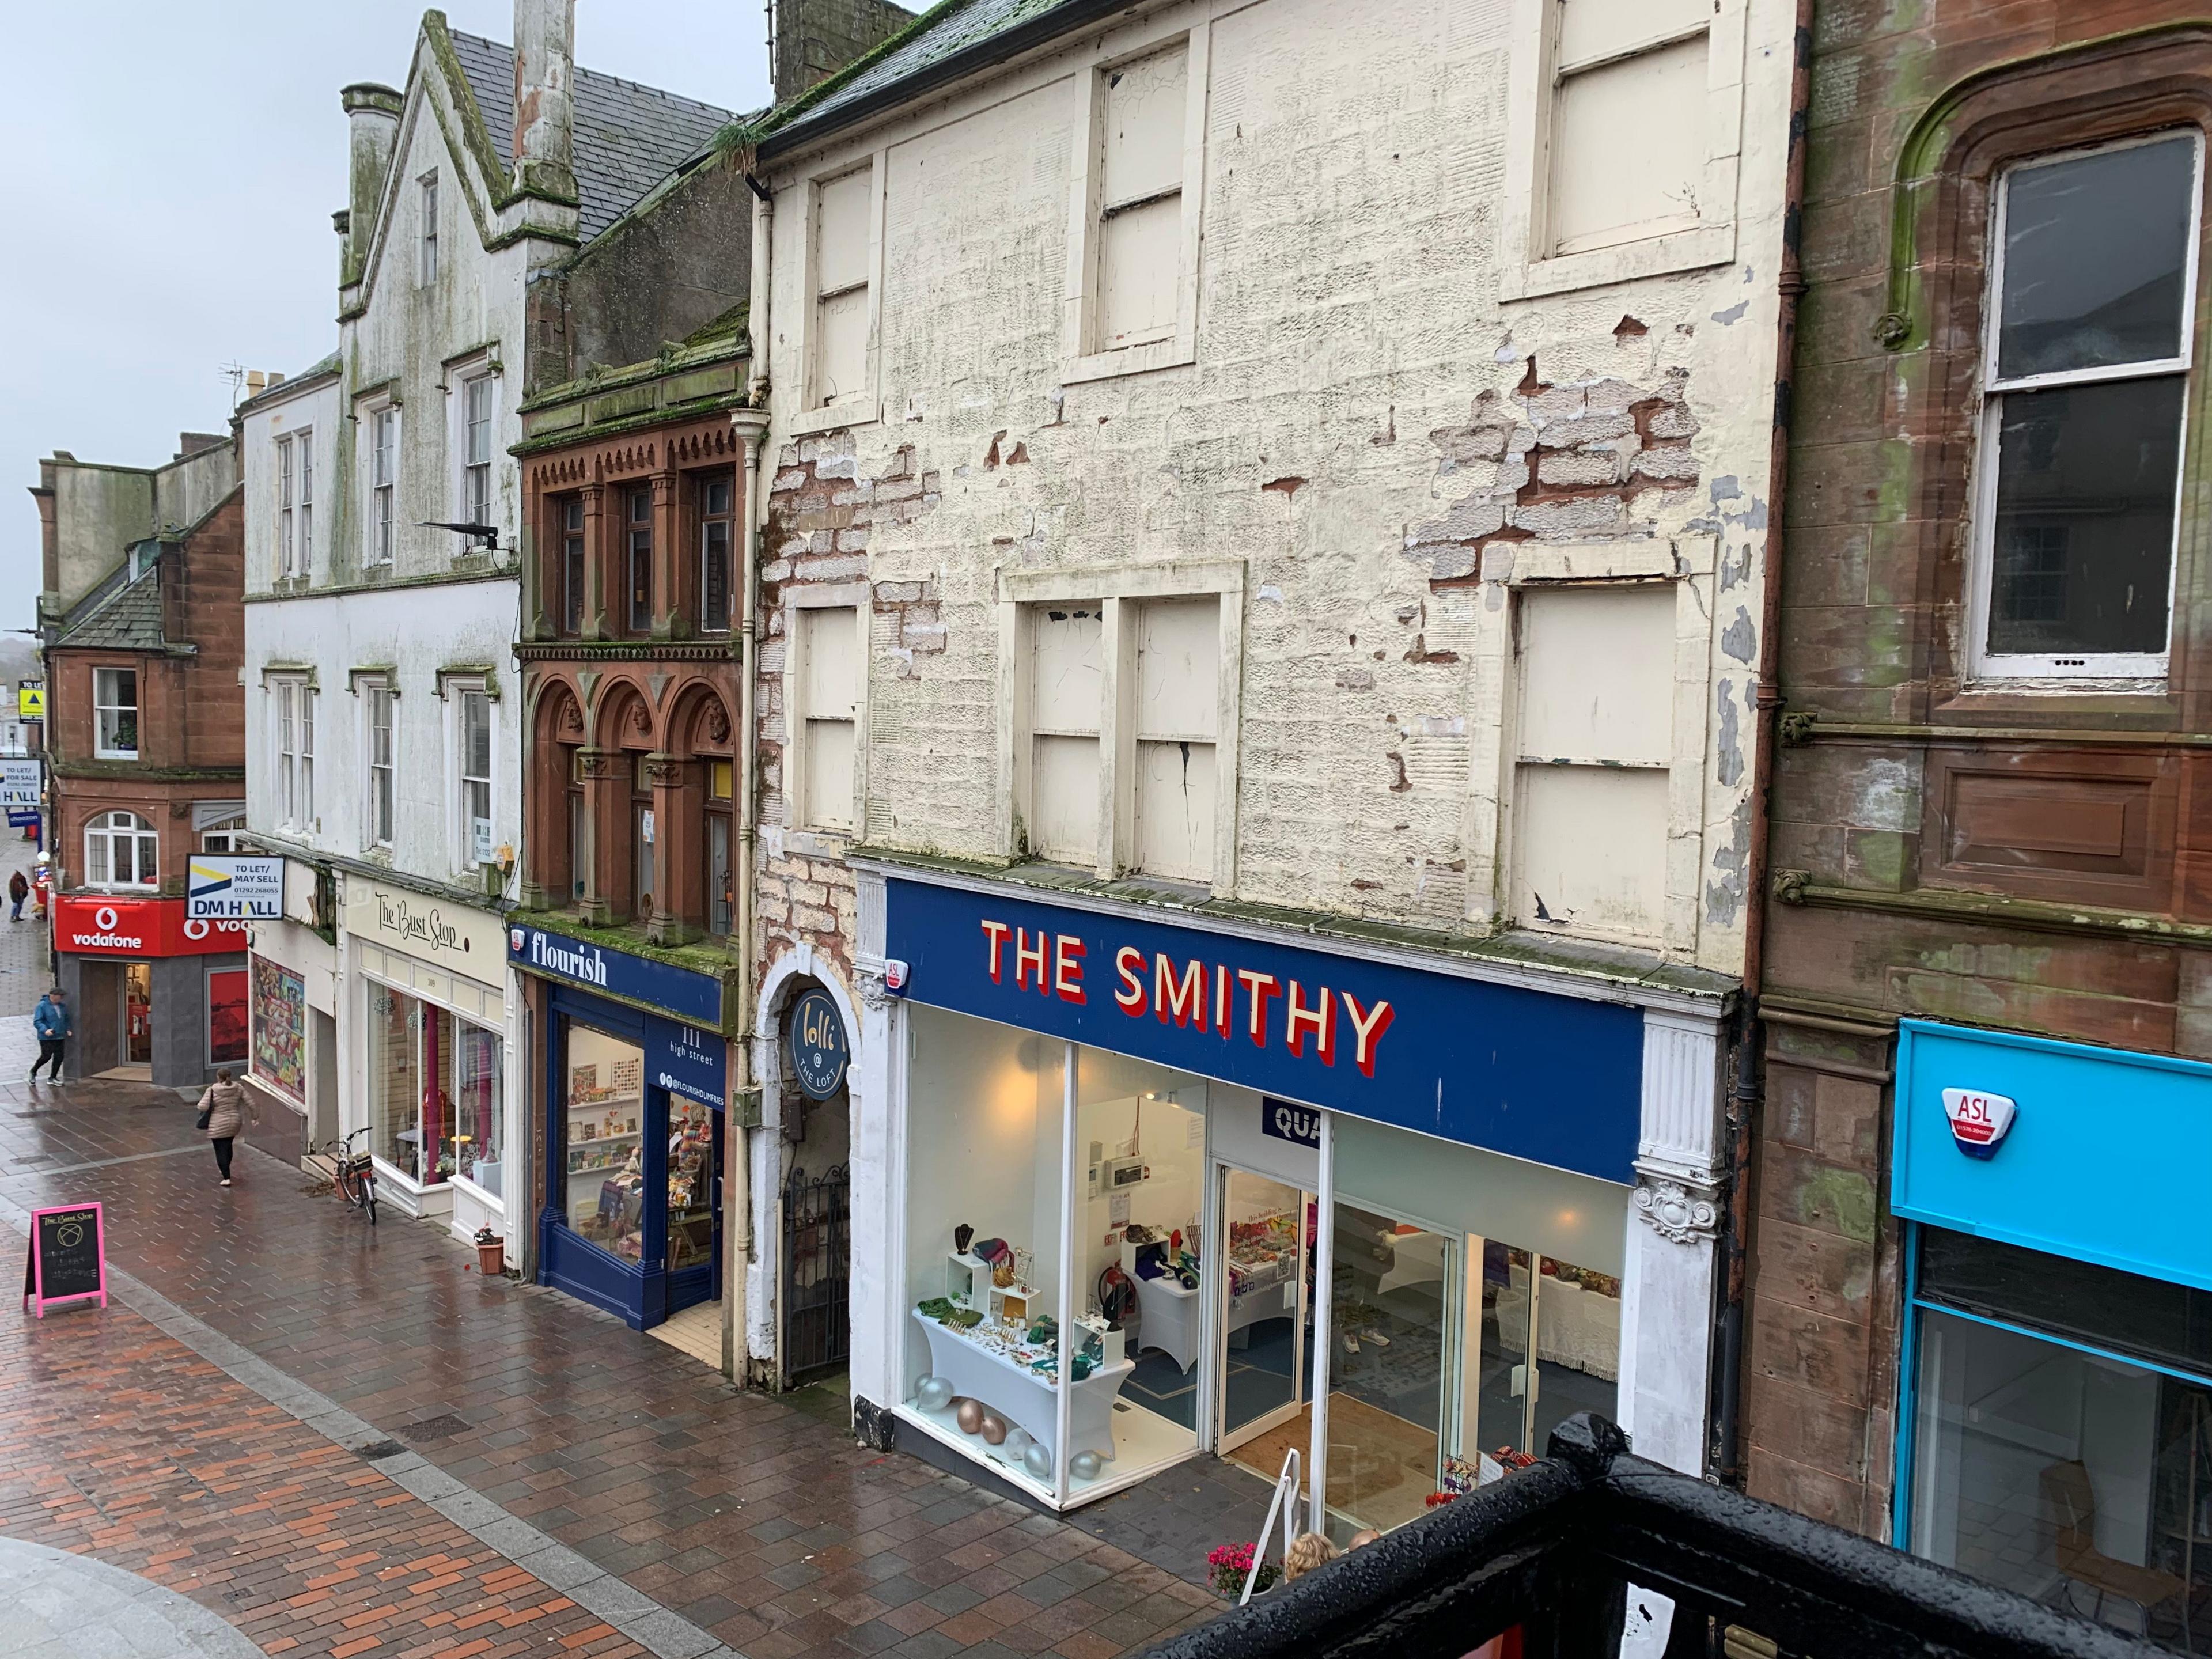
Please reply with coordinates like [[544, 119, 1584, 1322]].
[[788, 987, 850, 1100]]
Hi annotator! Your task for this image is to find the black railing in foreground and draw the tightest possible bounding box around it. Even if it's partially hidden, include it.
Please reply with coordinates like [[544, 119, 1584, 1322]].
[[1143, 1415, 2168, 1659]]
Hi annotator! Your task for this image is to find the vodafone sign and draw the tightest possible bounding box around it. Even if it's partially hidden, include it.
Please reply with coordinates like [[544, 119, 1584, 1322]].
[[52, 896, 247, 958]]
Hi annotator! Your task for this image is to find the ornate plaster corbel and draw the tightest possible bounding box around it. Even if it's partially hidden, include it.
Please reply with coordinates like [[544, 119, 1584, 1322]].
[[1633, 1176, 1721, 1245]]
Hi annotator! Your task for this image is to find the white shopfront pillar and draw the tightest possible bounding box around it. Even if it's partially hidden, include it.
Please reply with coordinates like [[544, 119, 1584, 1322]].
[[1615, 1009, 1725, 1476]]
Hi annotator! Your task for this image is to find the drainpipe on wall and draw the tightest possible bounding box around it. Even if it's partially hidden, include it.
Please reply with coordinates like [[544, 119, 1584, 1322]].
[[1714, 0, 1815, 1490], [724, 182, 774, 1386]]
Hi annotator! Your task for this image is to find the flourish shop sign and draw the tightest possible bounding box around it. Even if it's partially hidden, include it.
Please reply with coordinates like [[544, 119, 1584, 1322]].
[[885, 877, 1644, 1183]]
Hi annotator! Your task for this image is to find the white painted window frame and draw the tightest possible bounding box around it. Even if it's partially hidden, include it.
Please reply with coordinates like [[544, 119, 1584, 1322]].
[[996, 559, 1244, 893], [358, 675, 397, 851], [267, 673, 316, 834], [1963, 129, 2203, 687], [85, 809, 159, 893], [276, 432, 297, 579], [443, 354, 501, 549], [782, 581, 871, 843], [93, 666, 139, 760], [1498, 0, 1745, 300], [1060, 22, 1210, 386], [200, 814, 246, 854], [1477, 537, 1717, 954], [441, 673, 496, 874], [787, 154, 887, 439], [366, 401, 399, 567], [418, 171, 439, 287]]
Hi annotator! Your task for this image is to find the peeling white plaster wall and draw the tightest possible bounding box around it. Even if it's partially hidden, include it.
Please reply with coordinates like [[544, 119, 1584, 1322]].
[[762, 0, 1793, 979]]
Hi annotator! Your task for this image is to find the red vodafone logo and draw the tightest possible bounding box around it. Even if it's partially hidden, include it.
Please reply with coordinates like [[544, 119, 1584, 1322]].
[[52, 896, 244, 957]]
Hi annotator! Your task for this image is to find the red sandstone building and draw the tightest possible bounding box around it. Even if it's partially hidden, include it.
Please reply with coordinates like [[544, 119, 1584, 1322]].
[[31, 432, 248, 1084]]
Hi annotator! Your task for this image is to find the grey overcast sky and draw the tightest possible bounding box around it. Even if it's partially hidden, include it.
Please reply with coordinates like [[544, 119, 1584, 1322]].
[[0, 2, 774, 635]]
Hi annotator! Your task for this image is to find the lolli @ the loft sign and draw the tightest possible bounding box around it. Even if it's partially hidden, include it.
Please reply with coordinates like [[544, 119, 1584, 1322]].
[[787, 988, 849, 1100]]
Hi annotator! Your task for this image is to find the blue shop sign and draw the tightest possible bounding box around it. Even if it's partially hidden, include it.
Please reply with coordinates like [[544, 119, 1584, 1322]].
[[650, 1017, 727, 1111], [1261, 1097, 1321, 1149], [789, 987, 850, 1099], [509, 924, 723, 1029], [1894, 1018, 2212, 1293], [885, 877, 1644, 1183]]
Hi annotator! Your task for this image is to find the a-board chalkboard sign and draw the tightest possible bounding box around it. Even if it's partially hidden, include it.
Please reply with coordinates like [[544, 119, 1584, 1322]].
[[22, 1202, 107, 1316]]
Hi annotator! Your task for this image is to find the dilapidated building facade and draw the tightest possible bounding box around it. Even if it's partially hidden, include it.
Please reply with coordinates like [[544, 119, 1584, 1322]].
[[1746, 5, 2212, 1638], [738, 0, 1807, 1524]]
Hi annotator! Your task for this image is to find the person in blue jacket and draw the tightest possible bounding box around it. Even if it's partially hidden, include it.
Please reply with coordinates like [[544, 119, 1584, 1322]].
[[29, 987, 71, 1083]]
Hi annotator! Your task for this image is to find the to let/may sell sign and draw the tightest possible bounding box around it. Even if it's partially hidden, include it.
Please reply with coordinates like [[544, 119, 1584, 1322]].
[[0, 759, 39, 809], [187, 855, 283, 921], [16, 684, 44, 719]]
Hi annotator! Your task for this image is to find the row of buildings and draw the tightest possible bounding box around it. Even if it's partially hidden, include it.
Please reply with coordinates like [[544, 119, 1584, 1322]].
[[26, 0, 2211, 1635]]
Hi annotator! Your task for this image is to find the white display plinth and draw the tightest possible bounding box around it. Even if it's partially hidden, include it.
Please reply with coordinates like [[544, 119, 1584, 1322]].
[[911, 1309, 1132, 1464]]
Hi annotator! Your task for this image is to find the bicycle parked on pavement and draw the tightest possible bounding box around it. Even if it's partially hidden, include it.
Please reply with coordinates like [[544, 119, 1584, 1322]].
[[323, 1126, 377, 1226]]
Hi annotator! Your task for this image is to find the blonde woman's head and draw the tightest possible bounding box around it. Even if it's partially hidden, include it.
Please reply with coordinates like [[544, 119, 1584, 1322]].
[[1282, 1532, 1339, 1581]]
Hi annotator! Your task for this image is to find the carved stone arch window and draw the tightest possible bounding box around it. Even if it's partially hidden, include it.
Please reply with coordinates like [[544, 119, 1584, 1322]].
[[1876, 28, 2212, 704]]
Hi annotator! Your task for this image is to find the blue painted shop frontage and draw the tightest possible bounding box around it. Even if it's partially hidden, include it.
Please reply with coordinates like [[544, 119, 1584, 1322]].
[[844, 865, 1738, 1523], [1889, 1019, 2212, 1631], [509, 923, 733, 1332]]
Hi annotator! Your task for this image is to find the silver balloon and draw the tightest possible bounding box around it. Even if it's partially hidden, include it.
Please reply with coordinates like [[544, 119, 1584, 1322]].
[[1069, 1450, 1104, 1480], [1022, 1441, 1053, 1479], [1003, 1429, 1033, 1455], [915, 1376, 953, 1412]]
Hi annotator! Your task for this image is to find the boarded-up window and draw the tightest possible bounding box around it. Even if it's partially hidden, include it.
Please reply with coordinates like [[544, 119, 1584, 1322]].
[[1512, 585, 1673, 942], [1132, 596, 1217, 882], [799, 605, 861, 830], [1028, 605, 1103, 865], [813, 168, 872, 408], [1096, 44, 1186, 350], [1548, 0, 1707, 256]]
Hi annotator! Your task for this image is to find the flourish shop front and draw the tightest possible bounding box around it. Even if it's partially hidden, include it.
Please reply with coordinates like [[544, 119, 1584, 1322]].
[[849, 869, 1730, 1527], [509, 924, 733, 1334]]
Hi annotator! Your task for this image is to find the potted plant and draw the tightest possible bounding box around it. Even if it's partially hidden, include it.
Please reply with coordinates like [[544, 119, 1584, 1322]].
[[473, 1225, 505, 1277], [1206, 1541, 1278, 1600]]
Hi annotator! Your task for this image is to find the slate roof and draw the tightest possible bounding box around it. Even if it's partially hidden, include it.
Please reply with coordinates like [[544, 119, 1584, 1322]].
[[56, 560, 165, 652], [766, 0, 1074, 146], [448, 31, 741, 244]]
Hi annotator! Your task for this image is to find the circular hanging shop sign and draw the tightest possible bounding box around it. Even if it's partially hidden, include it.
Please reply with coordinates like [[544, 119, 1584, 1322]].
[[788, 987, 850, 1100]]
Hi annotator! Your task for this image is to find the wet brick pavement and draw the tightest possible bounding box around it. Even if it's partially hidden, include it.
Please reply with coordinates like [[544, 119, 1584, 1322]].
[[0, 1019, 1228, 1658]]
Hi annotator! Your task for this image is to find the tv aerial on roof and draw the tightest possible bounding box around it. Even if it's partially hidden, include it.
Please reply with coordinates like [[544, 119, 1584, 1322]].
[[419, 520, 500, 550]]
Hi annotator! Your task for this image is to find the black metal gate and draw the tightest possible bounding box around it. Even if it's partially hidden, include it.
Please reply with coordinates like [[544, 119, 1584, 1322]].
[[781, 1162, 850, 1385]]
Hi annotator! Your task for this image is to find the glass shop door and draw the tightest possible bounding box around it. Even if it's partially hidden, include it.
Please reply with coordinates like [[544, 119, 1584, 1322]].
[[123, 961, 153, 1065], [1215, 1166, 1315, 1463]]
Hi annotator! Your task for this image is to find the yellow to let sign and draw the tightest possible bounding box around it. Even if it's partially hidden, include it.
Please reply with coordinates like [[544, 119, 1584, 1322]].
[[16, 687, 43, 719]]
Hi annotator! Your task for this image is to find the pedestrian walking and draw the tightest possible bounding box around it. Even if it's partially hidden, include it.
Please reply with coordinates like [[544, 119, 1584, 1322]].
[[7, 869, 26, 921], [28, 987, 71, 1082], [195, 1068, 255, 1187]]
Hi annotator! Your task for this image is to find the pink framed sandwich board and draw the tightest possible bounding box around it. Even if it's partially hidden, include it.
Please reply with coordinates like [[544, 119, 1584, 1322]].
[[22, 1201, 108, 1316]]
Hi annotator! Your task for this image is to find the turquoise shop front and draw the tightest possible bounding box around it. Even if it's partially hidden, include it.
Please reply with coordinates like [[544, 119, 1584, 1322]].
[[511, 925, 730, 1331], [1890, 1019, 2212, 1640]]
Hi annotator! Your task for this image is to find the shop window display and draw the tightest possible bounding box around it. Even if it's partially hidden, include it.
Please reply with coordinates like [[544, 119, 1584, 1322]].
[[1907, 1233, 2212, 1645], [901, 1005, 1214, 1502], [451, 1018, 502, 1196], [562, 1023, 646, 1261], [667, 1094, 715, 1272], [366, 982, 498, 1187]]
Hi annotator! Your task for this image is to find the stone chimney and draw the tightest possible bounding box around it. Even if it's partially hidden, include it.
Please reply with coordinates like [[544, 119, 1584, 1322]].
[[512, 0, 578, 204], [772, 0, 914, 103], [340, 82, 403, 288]]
